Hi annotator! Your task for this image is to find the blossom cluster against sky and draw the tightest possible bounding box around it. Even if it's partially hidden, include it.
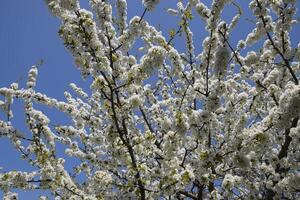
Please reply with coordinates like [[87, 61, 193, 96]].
[[0, 0, 299, 198]]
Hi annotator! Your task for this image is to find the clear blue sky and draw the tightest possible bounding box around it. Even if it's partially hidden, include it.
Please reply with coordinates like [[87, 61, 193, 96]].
[[0, 0, 299, 199]]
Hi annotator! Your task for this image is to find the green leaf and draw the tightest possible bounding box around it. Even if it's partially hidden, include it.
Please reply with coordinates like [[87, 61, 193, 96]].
[[168, 28, 176, 38], [184, 10, 193, 20]]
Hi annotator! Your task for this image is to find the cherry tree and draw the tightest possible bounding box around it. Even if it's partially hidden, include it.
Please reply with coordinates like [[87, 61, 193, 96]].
[[1, 0, 300, 199]]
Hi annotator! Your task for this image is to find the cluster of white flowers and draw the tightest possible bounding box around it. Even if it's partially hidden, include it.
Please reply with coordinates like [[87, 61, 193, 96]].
[[118, 16, 145, 52], [195, 2, 210, 19], [69, 83, 88, 99], [142, 0, 160, 11], [90, 0, 114, 33], [262, 68, 280, 86], [0, 171, 38, 195], [3, 192, 18, 200], [26, 66, 38, 88], [116, 0, 127, 33], [207, 0, 233, 30], [277, 85, 300, 128], [59, 0, 78, 11], [133, 46, 166, 79], [1, 0, 299, 199], [128, 94, 143, 108], [214, 45, 230, 78], [222, 174, 241, 189], [166, 8, 179, 16], [93, 170, 112, 185]]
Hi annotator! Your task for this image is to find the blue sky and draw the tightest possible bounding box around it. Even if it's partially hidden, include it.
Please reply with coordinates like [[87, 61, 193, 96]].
[[0, 0, 299, 199]]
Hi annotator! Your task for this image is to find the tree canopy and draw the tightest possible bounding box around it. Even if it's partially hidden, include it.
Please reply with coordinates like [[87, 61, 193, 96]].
[[0, 0, 300, 199]]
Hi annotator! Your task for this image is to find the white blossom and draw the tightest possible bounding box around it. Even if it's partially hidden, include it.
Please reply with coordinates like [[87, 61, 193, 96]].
[[3, 192, 18, 200], [142, 0, 160, 11], [166, 8, 179, 16], [59, 0, 78, 11], [214, 45, 230, 78]]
